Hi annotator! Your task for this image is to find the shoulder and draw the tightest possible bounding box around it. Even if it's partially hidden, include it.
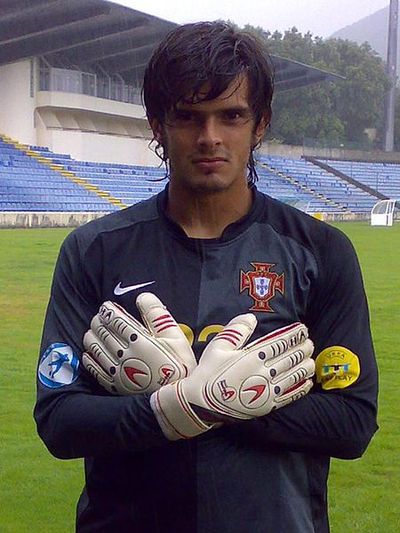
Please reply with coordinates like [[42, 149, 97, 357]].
[[62, 194, 160, 254], [258, 192, 353, 257]]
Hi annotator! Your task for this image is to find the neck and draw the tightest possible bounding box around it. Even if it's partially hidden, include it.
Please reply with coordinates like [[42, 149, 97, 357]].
[[167, 181, 253, 238]]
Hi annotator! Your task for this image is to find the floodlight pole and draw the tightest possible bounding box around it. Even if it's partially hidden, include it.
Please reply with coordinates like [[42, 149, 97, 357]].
[[384, 0, 399, 152]]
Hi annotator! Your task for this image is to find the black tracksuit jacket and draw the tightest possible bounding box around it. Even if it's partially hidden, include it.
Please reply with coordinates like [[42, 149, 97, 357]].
[[34, 188, 378, 532]]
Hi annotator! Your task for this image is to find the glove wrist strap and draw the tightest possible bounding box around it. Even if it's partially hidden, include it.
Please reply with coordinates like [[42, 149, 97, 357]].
[[150, 381, 212, 440]]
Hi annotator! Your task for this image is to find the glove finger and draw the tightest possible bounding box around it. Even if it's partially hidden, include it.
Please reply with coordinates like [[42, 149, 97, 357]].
[[84, 326, 157, 391], [82, 352, 115, 393], [82, 343, 155, 394], [137, 293, 197, 375], [136, 292, 183, 340], [97, 301, 149, 342], [84, 321, 125, 365], [271, 358, 315, 398], [245, 322, 309, 360], [264, 339, 314, 377], [274, 377, 314, 407], [208, 313, 257, 351]]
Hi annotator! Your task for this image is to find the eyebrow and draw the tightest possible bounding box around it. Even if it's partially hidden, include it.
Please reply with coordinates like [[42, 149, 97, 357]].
[[173, 104, 252, 116]]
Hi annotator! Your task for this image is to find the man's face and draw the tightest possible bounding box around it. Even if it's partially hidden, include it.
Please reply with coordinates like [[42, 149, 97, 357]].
[[151, 76, 268, 194]]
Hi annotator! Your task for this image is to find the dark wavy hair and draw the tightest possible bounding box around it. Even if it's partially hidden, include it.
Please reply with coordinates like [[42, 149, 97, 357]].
[[142, 21, 275, 184]]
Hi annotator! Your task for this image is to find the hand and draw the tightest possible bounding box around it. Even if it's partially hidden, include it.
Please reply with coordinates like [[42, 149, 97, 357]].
[[151, 315, 315, 440], [82, 293, 197, 394]]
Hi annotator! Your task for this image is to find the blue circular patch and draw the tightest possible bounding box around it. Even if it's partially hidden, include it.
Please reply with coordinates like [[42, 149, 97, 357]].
[[38, 343, 80, 388]]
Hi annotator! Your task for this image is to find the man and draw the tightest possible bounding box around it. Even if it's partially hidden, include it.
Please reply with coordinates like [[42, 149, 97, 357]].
[[34, 21, 378, 532]]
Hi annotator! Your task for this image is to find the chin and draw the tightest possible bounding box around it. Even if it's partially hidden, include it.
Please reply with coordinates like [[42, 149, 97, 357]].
[[188, 177, 232, 194]]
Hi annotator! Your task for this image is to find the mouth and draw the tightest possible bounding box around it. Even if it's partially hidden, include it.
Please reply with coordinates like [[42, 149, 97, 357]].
[[192, 157, 228, 171], [193, 157, 227, 162]]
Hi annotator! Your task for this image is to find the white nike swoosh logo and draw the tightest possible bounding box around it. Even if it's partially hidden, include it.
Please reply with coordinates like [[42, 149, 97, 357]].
[[113, 281, 155, 295]]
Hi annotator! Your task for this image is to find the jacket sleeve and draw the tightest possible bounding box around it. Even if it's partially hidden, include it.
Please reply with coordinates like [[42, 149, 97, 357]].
[[34, 229, 167, 460], [238, 227, 378, 459]]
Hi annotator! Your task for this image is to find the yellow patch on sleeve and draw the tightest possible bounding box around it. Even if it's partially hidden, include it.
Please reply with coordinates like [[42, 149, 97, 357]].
[[315, 346, 360, 390]]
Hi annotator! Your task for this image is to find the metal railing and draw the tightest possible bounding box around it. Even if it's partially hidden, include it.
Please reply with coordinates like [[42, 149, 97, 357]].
[[39, 65, 142, 105]]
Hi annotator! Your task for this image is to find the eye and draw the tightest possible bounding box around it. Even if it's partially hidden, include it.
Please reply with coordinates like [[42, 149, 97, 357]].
[[224, 110, 242, 120], [221, 109, 250, 124]]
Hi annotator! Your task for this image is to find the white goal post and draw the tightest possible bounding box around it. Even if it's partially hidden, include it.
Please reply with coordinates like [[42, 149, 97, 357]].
[[371, 199, 400, 226]]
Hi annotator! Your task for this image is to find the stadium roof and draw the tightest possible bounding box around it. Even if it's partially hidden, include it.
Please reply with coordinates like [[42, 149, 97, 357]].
[[0, 0, 343, 91]]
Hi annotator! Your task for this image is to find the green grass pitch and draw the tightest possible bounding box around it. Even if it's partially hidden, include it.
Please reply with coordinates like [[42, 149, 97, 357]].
[[0, 222, 398, 531]]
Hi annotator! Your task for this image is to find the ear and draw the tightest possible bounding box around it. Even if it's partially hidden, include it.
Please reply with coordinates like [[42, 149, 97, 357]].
[[253, 113, 270, 145], [150, 119, 163, 143]]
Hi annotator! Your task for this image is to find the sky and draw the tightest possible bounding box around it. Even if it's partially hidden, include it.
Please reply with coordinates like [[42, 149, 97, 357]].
[[115, 0, 389, 38]]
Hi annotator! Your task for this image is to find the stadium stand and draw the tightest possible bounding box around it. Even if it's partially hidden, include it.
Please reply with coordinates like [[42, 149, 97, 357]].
[[316, 159, 400, 199], [31, 144, 166, 205], [2, 133, 396, 220], [260, 155, 379, 214], [0, 135, 165, 213]]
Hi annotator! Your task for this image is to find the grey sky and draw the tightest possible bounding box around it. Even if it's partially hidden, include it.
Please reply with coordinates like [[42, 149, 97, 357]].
[[115, 0, 389, 37]]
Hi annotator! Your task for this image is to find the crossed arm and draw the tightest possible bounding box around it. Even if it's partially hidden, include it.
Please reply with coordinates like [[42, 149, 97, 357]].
[[34, 232, 378, 461]]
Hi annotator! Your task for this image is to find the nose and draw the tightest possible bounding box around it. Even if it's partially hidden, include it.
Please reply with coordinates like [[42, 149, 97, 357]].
[[196, 117, 222, 149]]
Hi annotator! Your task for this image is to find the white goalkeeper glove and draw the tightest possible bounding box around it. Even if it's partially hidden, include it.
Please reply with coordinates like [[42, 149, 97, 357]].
[[82, 293, 197, 394], [151, 315, 315, 440]]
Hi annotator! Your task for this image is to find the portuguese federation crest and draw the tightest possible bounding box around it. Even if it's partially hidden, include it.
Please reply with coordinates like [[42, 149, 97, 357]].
[[240, 262, 284, 312]]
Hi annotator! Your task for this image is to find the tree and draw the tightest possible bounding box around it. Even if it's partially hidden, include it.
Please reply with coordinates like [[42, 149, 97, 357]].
[[242, 26, 389, 147]]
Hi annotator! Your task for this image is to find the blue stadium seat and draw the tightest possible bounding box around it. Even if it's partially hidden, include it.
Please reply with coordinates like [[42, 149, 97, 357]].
[[1, 141, 397, 215]]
